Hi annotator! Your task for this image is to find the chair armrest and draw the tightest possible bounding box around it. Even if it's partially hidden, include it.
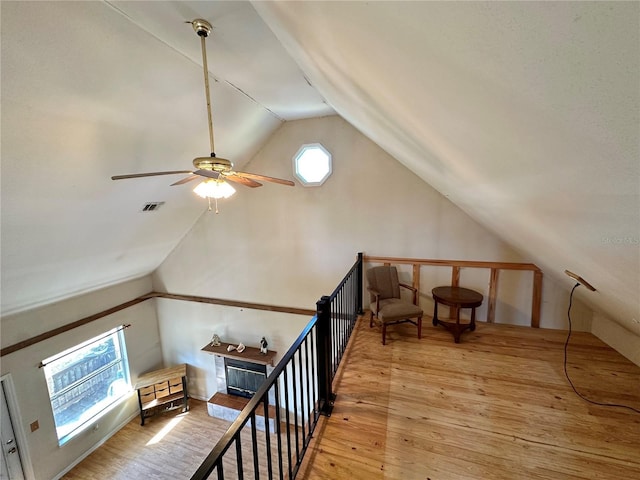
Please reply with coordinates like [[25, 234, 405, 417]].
[[367, 287, 381, 313], [367, 286, 381, 297], [399, 283, 419, 305], [399, 282, 417, 293]]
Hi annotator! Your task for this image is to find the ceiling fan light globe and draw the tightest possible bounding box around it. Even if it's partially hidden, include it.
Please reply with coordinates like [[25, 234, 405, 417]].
[[193, 179, 236, 199]]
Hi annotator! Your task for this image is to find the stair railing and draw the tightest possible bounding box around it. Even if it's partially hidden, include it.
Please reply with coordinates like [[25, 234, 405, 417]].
[[190, 253, 363, 480]]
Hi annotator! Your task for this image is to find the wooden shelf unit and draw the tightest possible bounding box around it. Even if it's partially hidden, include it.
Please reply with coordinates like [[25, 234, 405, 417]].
[[134, 364, 188, 426]]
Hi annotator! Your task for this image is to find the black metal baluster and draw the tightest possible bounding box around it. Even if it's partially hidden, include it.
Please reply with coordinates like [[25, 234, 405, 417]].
[[291, 353, 300, 463], [310, 326, 317, 421], [283, 367, 292, 480], [235, 433, 244, 480], [350, 272, 355, 330], [337, 294, 341, 373], [339, 290, 343, 368], [346, 277, 351, 338], [304, 337, 312, 435], [339, 293, 343, 372], [216, 460, 224, 480], [335, 294, 340, 370], [250, 411, 259, 480], [357, 252, 364, 315], [263, 394, 273, 479], [332, 298, 337, 378], [298, 345, 306, 444], [274, 379, 284, 480]]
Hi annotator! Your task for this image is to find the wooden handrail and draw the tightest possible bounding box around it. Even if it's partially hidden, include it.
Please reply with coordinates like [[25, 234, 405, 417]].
[[0, 295, 155, 357], [364, 256, 541, 271], [1, 292, 315, 357], [363, 255, 542, 327]]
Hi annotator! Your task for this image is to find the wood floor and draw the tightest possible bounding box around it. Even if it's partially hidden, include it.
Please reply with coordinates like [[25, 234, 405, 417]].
[[61, 400, 230, 479], [62, 399, 295, 479], [298, 317, 640, 480], [64, 316, 640, 479]]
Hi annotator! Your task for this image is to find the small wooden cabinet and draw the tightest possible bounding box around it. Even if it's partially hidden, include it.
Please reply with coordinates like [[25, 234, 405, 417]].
[[135, 364, 188, 426]]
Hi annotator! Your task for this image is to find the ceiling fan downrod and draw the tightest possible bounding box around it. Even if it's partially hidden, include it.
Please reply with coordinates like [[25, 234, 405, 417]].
[[190, 19, 216, 157]]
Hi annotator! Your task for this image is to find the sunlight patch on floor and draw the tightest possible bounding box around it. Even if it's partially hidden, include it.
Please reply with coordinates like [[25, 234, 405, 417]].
[[146, 416, 184, 445]]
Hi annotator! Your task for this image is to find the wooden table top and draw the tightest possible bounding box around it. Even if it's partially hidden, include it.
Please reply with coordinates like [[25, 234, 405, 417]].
[[135, 364, 186, 389], [432, 286, 483, 307]]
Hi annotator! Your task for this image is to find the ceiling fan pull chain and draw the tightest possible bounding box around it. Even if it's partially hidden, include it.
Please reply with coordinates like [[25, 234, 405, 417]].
[[206, 196, 220, 214]]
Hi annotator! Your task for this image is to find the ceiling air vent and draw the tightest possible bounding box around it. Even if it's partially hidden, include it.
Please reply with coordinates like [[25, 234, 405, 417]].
[[141, 202, 164, 212]]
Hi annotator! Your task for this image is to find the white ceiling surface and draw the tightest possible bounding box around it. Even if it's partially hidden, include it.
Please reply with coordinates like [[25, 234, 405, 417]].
[[1, 2, 638, 338], [253, 1, 640, 334], [0, 1, 331, 315]]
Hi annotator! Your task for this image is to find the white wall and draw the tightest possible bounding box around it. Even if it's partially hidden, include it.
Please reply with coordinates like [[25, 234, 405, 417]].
[[153, 298, 308, 401], [152, 115, 595, 399], [592, 313, 640, 366], [0, 276, 162, 480], [154, 116, 556, 304]]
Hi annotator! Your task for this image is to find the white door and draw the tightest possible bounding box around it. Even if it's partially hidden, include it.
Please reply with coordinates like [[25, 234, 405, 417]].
[[0, 380, 25, 480]]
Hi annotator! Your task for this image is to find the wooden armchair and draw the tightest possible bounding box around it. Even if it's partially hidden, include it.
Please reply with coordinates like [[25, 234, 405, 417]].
[[367, 266, 423, 345]]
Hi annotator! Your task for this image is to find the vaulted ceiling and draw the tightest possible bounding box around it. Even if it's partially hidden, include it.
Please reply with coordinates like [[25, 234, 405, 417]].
[[2, 2, 638, 335]]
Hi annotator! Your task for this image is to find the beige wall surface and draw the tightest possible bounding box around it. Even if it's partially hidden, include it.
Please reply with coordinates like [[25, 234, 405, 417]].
[[592, 313, 640, 366], [154, 298, 309, 402], [0, 276, 162, 480]]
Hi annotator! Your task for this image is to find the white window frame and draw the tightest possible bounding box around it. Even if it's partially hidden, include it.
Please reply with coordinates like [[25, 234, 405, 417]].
[[293, 143, 332, 186], [42, 326, 131, 446]]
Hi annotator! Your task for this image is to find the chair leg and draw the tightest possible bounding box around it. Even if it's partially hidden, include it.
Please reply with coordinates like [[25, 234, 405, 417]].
[[382, 323, 386, 345], [369, 311, 374, 328], [417, 316, 422, 339]]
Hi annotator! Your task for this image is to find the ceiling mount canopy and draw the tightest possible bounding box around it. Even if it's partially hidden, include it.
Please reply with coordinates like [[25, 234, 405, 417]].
[[111, 18, 294, 213], [190, 18, 212, 37]]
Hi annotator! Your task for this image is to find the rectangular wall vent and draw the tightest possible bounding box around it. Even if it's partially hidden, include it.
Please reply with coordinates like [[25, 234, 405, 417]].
[[141, 202, 165, 212]]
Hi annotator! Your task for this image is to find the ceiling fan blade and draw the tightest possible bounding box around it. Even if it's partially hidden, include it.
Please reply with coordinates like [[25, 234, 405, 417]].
[[224, 173, 262, 188], [170, 174, 200, 186], [111, 170, 192, 180], [234, 171, 295, 186], [193, 169, 221, 179]]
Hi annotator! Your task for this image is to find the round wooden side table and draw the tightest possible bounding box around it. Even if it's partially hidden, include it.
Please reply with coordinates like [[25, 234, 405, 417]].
[[432, 286, 483, 343]]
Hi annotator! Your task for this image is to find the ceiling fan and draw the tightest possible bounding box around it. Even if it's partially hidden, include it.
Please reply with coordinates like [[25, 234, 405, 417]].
[[112, 19, 294, 212]]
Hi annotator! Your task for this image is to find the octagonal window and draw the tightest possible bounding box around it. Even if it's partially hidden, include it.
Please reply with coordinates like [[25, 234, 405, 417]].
[[293, 143, 332, 186]]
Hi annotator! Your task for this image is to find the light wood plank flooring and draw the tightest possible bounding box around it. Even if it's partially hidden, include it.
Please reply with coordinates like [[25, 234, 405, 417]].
[[62, 398, 299, 479], [298, 317, 640, 479], [61, 400, 230, 479], [64, 316, 640, 479]]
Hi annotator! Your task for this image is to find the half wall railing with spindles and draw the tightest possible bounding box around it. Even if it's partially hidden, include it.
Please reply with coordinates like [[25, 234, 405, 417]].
[[190, 253, 363, 480]]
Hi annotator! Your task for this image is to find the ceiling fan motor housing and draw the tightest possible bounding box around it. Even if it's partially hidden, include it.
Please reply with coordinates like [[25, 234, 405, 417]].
[[193, 156, 233, 172]]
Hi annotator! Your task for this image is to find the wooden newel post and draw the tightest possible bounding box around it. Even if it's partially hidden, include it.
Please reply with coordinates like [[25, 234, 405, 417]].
[[357, 252, 364, 314], [316, 295, 334, 416]]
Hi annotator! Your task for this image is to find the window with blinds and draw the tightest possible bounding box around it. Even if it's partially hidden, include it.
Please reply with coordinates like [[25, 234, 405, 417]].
[[42, 326, 131, 445]]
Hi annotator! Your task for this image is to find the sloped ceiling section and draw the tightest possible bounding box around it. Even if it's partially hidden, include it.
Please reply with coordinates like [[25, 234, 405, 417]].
[[0, 1, 331, 315], [253, 1, 640, 334]]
